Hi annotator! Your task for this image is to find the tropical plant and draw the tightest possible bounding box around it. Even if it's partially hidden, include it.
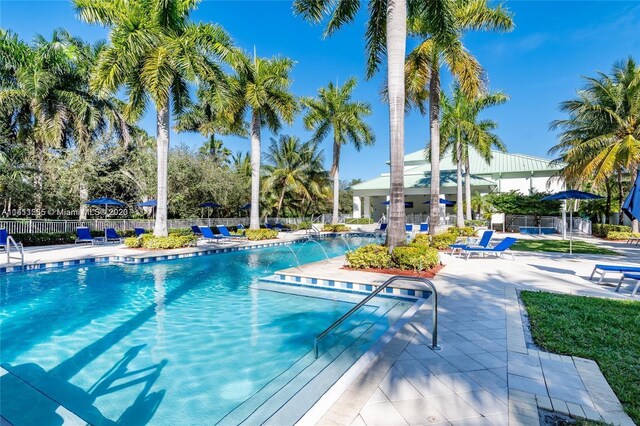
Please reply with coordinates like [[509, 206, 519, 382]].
[[550, 57, 640, 230], [405, 0, 513, 233], [74, 0, 238, 236], [262, 135, 326, 219], [228, 52, 298, 229], [301, 77, 374, 224], [440, 86, 508, 225], [294, 0, 413, 249]]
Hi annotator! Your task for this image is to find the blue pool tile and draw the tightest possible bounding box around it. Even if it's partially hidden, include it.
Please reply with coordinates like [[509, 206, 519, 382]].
[[346, 282, 353, 289], [311, 278, 317, 284], [328, 280, 335, 287], [386, 287, 394, 294], [295, 276, 301, 283], [407, 289, 415, 296], [365, 285, 373, 291]]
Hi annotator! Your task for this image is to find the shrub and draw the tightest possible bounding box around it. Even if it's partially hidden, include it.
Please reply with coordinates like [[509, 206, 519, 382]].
[[142, 235, 197, 250], [448, 226, 476, 237], [465, 219, 487, 227], [246, 229, 278, 240], [168, 227, 195, 236], [297, 221, 312, 230], [124, 237, 142, 248], [593, 224, 631, 238], [411, 234, 431, 247], [345, 244, 392, 269], [607, 231, 640, 240], [11, 232, 75, 246], [391, 245, 440, 270], [323, 224, 350, 232], [430, 232, 457, 250]]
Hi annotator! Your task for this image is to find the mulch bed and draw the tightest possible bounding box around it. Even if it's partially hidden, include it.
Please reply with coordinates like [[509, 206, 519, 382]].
[[342, 263, 444, 278]]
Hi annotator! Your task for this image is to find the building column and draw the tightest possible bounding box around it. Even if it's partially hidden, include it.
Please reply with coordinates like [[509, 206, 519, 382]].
[[352, 196, 362, 218], [363, 196, 371, 218]]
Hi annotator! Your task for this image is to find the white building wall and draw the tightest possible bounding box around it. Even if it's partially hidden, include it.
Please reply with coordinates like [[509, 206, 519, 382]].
[[499, 177, 531, 193]]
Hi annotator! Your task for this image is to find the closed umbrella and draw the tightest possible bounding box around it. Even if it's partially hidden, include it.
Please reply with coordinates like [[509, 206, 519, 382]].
[[541, 190, 602, 254], [622, 171, 640, 222]]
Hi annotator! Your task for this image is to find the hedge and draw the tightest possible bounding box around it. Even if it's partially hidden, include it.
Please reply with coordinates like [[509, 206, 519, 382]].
[[607, 231, 640, 240], [447, 226, 476, 237], [345, 244, 392, 269], [10, 229, 139, 246], [245, 229, 278, 240], [430, 232, 458, 250], [323, 224, 350, 232], [391, 245, 439, 270], [124, 234, 197, 249], [593, 224, 631, 238]]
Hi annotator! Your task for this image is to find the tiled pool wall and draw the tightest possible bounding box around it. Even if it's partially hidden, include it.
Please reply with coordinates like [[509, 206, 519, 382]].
[[261, 273, 431, 299], [0, 232, 369, 275]]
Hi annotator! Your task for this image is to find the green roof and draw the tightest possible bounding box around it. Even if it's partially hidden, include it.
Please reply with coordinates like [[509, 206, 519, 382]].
[[352, 170, 496, 191]]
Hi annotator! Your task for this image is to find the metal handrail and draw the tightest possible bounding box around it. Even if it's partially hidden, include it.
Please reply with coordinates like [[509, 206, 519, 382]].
[[313, 276, 439, 358], [6, 236, 24, 268]]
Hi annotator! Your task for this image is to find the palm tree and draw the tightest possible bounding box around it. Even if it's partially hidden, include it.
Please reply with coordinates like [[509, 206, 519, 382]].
[[262, 135, 325, 219], [74, 0, 237, 236], [301, 77, 374, 224], [294, 0, 412, 248], [439, 86, 508, 226], [405, 0, 513, 233], [229, 52, 298, 229], [550, 57, 640, 230], [0, 29, 131, 217]]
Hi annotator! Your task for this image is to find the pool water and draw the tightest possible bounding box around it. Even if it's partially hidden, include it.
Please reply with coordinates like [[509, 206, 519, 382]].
[[0, 237, 413, 425]]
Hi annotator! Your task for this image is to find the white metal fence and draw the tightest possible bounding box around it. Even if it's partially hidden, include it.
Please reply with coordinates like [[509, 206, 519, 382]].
[[500, 215, 592, 235]]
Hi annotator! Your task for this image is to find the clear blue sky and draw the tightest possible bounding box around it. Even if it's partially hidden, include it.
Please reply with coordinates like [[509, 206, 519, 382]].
[[2, 1, 639, 181]]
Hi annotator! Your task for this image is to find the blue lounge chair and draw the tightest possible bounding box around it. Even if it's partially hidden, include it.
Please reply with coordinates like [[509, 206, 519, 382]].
[[450, 230, 494, 257], [275, 223, 291, 232], [216, 225, 246, 239], [76, 227, 100, 245], [134, 227, 146, 237], [463, 237, 517, 260], [199, 226, 227, 243], [105, 228, 123, 243], [405, 224, 413, 233], [0, 229, 6, 252], [589, 264, 640, 284], [265, 223, 273, 229], [191, 225, 202, 236], [375, 223, 387, 233], [419, 223, 429, 233], [615, 273, 640, 297]]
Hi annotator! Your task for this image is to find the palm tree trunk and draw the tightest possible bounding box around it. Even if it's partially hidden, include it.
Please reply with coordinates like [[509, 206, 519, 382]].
[[465, 160, 472, 221], [632, 169, 639, 233], [34, 140, 44, 219], [605, 179, 611, 224], [331, 140, 341, 225], [250, 110, 261, 230], [429, 64, 441, 234], [617, 169, 624, 225], [154, 103, 170, 237], [79, 180, 89, 220], [455, 132, 463, 227], [276, 187, 286, 220], [385, 0, 407, 249]]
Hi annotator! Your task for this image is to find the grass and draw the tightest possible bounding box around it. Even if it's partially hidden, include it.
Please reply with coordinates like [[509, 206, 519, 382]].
[[520, 291, 640, 424], [512, 239, 619, 255]]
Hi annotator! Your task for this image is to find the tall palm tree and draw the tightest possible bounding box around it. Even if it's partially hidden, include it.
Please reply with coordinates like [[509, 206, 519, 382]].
[[198, 138, 232, 165], [405, 0, 513, 233], [294, 0, 414, 248], [550, 57, 640, 230], [74, 0, 237, 236], [439, 86, 508, 225], [262, 135, 325, 219], [301, 77, 374, 224], [230, 52, 298, 229]]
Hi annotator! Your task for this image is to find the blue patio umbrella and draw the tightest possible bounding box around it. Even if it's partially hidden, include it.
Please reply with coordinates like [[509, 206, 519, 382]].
[[85, 197, 126, 218], [542, 190, 603, 254], [422, 198, 456, 206], [240, 203, 251, 210], [199, 201, 221, 219], [622, 171, 640, 222], [137, 199, 157, 207]]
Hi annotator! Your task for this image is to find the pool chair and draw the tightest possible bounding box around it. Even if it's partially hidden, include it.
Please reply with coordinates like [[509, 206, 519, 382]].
[[450, 230, 494, 257], [375, 223, 387, 233], [589, 264, 640, 284], [199, 226, 229, 243], [191, 225, 202, 236], [627, 236, 640, 245], [274, 223, 291, 232], [215, 225, 246, 239], [105, 228, 123, 243], [0, 229, 6, 252], [75, 227, 101, 245], [405, 224, 414, 234], [265, 223, 273, 229], [462, 237, 518, 260], [419, 223, 429, 233], [134, 227, 146, 237], [615, 273, 640, 297]]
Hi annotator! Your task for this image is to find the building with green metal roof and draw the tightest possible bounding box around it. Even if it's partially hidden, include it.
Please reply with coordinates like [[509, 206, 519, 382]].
[[351, 149, 565, 221]]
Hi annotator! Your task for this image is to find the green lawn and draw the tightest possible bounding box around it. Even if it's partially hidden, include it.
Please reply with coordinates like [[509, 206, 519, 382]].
[[512, 239, 619, 255], [520, 291, 640, 424]]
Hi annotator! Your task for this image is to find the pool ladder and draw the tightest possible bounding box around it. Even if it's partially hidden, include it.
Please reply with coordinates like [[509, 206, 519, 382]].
[[6, 236, 24, 269], [313, 276, 439, 358]]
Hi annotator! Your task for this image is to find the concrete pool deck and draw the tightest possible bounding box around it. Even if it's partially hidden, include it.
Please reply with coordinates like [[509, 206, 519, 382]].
[[279, 246, 638, 426]]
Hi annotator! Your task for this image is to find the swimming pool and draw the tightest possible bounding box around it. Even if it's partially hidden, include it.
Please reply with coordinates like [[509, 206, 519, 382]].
[[0, 236, 415, 425]]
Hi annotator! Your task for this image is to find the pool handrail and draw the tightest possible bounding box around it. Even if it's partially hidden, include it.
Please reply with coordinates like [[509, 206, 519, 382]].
[[313, 276, 439, 358]]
